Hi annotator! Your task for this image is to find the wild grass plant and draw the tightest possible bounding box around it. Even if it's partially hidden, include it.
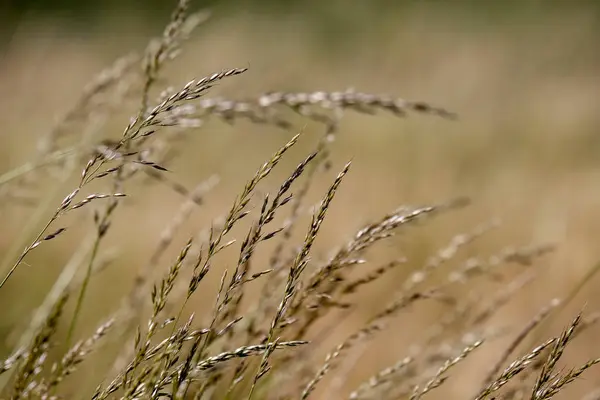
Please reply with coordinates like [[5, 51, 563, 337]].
[[1, 1, 599, 399]]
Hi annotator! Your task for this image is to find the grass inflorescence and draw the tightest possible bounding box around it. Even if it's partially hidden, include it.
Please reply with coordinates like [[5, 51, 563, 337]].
[[1, 1, 599, 399]]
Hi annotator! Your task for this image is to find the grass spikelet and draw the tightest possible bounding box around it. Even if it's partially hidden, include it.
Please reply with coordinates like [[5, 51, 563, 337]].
[[219, 151, 318, 335], [301, 291, 433, 400], [534, 357, 600, 399], [530, 312, 582, 399], [483, 298, 561, 388], [193, 341, 308, 373], [410, 339, 483, 400], [474, 338, 557, 400], [0, 349, 25, 376], [349, 356, 413, 400], [247, 162, 351, 398], [41, 318, 115, 396], [8, 294, 69, 399], [290, 198, 469, 340], [194, 90, 456, 131], [340, 258, 407, 295]]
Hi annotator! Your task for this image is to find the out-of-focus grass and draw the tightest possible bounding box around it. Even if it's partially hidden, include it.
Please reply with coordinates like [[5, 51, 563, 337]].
[[1, 3, 600, 398]]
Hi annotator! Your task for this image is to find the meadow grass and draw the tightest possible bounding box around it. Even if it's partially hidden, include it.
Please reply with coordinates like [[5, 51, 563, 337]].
[[1, 1, 600, 399]]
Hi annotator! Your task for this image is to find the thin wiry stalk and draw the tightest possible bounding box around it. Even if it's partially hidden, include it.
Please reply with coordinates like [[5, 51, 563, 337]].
[[194, 341, 308, 373], [349, 357, 413, 400], [92, 324, 209, 399], [416, 249, 542, 354], [301, 291, 434, 400], [122, 239, 193, 395], [530, 313, 581, 400], [338, 223, 503, 394], [536, 358, 600, 399], [487, 312, 600, 400], [65, 193, 120, 346], [340, 258, 407, 295], [404, 220, 499, 293], [482, 298, 561, 388], [529, 259, 600, 351], [443, 243, 554, 287], [410, 339, 483, 400], [0, 85, 449, 192], [266, 124, 336, 273], [171, 133, 305, 390], [0, 52, 138, 197], [41, 318, 115, 396], [104, 166, 218, 378], [243, 124, 339, 357], [0, 215, 59, 290], [124, 174, 219, 324], [192, 89, 456, 130], [9, 294, 69, 400], [90, 240, 195, 399], [64, 0, 206, 346], [218, 151, 318, 336], [470, 268, 538, 326], [290, 198, 469, 340], [140, 0, 203, 113], [248, 162, 351, 399], [233, 151, 319, 346], [0, 53, 138, 290], [474, 338, 556, 400]]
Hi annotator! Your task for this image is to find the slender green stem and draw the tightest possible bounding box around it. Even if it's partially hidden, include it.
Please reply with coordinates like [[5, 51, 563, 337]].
[[0, 215, 57, 290], [65, 233, 102, 347], [167, 298, 190, 398]]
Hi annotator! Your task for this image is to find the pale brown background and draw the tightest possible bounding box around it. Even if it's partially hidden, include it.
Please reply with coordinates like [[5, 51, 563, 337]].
[[1, 1, 600, 398]]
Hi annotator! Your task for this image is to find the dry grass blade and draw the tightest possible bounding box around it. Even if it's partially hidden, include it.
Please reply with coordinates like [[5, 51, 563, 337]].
[[411, 339, 483, 400], [179, 133, 304, 357], [0, 49, 140, 293], [495, 312, 600, 400], [0, 52, 139, 194], [8, 294, 69, 399], [193, 341, 308, 373], [349, 356, 413, 400], [247, 162, 351, 399], [534, 358, 600, 399], [194, 89, 456, 131], [41, 318, 115, 395], [289, 200, 469, 340], [341, 258, 407, 295], [530, 313, 581, 400], [129, 174, 219, 311], [404, 220, 499, 293], [470, 269, 538, 326], [140, 0, 205, 112], [301, 291, 434, 400], [65, 15, 234, 345], [218, 151, 319, 332], [482, 298, 561, 388], [474, 338, 556, 400], [123, 239, 194, 391], [129, 135, 310, 399]]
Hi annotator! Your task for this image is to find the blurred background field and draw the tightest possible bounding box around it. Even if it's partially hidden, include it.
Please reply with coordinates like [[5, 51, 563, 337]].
[[1, 1, 600, 398]]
